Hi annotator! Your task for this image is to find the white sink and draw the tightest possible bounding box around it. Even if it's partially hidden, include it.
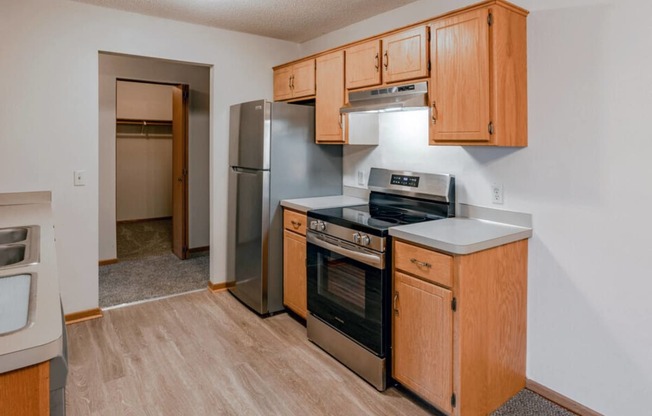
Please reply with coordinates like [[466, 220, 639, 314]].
[[0, 274, 32, 335]]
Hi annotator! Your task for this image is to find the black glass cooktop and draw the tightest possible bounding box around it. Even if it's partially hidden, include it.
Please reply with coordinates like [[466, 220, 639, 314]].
[[308, 204, 444, 236]]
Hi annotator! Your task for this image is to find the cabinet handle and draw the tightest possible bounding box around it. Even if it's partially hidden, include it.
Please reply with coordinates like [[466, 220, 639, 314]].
[[393, 292, 399, 316], [291, 75, 295, 90], [410, 258, 432, 269], [374, 53, 379, 71], [431, 101, 438, 125], [383, 51, 389, 71], [340, 113, 346, 142], [290, 220, 301, 229]]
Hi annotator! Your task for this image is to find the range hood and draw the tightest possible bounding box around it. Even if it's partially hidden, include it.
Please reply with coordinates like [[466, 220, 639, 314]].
[[340, 81, 428, 113]]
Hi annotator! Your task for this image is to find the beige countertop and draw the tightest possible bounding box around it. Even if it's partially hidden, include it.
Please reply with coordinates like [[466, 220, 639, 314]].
[[281, 195, 368, 213], [0, 191, 64, 374], [389, 204, 533, 255]]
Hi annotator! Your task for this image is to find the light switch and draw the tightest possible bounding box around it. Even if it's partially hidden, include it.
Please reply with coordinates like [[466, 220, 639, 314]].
[[74, 170, 87, 186]]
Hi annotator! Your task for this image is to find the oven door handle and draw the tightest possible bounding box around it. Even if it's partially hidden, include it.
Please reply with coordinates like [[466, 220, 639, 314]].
[[307, 232, 385, 269]]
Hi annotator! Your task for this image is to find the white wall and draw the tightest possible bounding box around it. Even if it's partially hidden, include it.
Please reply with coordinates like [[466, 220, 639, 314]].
[[116, 81, 173, 222], [0, 0, 299, 314], [302, 0, 652, 414]]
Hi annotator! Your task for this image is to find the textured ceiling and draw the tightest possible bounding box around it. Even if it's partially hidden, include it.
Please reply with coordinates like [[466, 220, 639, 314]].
[[72, 0, 421, 43]]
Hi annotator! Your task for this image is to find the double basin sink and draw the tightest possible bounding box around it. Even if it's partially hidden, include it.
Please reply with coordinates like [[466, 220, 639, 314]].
[[0, 226, 39, 336]]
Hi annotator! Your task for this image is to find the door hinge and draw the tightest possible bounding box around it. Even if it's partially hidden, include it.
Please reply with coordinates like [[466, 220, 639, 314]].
[[451, 393, 457, 408], [488, 12, 493, 26], [183, 89, 189, 100], [451, 297, 457, 311], [488, 121, 494, 135]]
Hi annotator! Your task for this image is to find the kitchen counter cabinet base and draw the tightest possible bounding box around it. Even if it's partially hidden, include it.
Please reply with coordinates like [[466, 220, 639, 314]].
[[283, 209, 308, 319], [0, 361, 49, 416], [392, 238, 527, 415]]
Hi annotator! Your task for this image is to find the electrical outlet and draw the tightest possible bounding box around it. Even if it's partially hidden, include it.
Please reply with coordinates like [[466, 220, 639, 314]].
[[491, 183, 504, 204], [357, 170, 365, 186], [74, 170, 87, 186]]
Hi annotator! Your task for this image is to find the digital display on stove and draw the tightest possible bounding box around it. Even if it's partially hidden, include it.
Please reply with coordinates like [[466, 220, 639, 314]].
[[390, 174, 420, 188]]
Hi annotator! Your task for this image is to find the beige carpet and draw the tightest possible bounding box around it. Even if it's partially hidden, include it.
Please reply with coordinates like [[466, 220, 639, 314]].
[[99, 219, 209, 308]]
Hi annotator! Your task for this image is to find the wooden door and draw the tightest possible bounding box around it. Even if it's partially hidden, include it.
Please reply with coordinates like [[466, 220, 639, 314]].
[[345, 40, 382, 89], [382, 26, 429, 84], [393, 271, 453, 413], [316, 51, 345, 143], [283, 229, 307, 318], [172, 85, 189, 260], [273, 66, 293, 101], [430, 9, 491, 144], [290, 59, 316, 98]]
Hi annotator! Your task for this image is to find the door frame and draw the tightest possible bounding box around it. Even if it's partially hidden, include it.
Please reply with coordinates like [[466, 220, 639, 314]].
[[114, 79, 190, 260]]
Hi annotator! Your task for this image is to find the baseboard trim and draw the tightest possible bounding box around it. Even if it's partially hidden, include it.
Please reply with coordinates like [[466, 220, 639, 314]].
[[117, 216, 172, 225], [188, 246, 209, 254], [526, 379, 603, 416], [99, 258, 118, 266], [65, 308, 104, 325], [208, 281, 234, 293]]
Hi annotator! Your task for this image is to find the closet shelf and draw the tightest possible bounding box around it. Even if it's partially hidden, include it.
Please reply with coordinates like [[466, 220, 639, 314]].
[[116, 118, 173, 139]]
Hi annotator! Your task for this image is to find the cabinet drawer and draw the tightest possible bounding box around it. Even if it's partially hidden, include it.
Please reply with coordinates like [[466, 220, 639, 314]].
[[283, 209, 307, 236], [394, 240, 453, 287]]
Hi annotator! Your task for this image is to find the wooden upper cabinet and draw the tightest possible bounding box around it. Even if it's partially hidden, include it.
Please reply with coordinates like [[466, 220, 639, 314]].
[[381, 26, 429, 84], [273, 66, 293, 101], [345, 40, 382, 90], [273, 59, 315, 101], [291, 59, 316, 98], [429, 4, 528, 146], [316, 51, 346, 143]]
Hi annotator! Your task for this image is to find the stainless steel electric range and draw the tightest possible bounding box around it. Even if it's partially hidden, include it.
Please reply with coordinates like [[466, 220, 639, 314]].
[[305, 168, 456, 391]]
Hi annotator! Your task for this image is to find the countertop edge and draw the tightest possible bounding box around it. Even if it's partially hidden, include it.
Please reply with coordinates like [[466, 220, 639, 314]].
[[390, 226, 533, 255], [0, 334, 62, 374], [281, 195, 368, 213]]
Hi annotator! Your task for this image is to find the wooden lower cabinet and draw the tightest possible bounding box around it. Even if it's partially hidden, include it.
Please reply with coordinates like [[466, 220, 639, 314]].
[[283, 209, 307, 318], [0, 361, 50, 416], [392, 239, 528, 415], [393, 271, 453, 414]]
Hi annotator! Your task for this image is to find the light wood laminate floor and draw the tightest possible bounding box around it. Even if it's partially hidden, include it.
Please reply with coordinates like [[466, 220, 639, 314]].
[[66, 290, 436, 416]]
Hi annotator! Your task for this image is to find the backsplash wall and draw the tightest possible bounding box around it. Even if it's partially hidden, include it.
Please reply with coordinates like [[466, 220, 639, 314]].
[[343, 110, 527, 209]]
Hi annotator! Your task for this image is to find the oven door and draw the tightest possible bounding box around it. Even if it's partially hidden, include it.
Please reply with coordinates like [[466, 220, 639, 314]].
[[306, 231, 388, 357]]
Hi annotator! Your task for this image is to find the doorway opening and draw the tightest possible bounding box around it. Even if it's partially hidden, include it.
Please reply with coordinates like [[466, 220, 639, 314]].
[[98, 52, 211, 309]]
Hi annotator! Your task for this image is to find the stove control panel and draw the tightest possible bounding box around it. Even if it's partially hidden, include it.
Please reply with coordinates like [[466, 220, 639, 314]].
[[307, 216, 386, 253]]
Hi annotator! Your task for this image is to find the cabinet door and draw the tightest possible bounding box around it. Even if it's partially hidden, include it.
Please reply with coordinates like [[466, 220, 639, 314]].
[[393, 271, 453, 413], [316, 51, 345, 143], [429, 9, 491, 144], [382, 26, 429, 84], [283, 229, 307, 318], [274, 66, 293, 101], [291, 59, 316, 98], [345, 40, 382, 89]]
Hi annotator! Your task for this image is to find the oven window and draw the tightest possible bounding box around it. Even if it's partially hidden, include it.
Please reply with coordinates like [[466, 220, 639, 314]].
[[319, 257, 366, 318]]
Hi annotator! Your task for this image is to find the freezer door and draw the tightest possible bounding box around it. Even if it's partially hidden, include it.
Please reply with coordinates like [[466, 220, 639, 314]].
[[229, 100, 271, 170], [227, 167, 270, 314]]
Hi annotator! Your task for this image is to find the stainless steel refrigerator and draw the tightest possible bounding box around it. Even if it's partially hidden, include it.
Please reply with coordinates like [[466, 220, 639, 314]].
[[227, 100, 342, 315]]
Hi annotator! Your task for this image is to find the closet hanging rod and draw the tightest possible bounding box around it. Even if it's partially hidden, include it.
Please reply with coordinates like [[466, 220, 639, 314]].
[[116, 118, 172, 126]]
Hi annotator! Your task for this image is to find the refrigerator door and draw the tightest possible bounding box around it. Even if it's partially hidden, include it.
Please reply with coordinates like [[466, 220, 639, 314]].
[[227, 167, 270, 314], [229, 100, 271, 170]]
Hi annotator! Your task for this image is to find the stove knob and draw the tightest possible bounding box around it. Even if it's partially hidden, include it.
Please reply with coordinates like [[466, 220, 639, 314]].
[[317, 221, 326, 231], [353, 233, 361, 244], [309, 220, 318, 230], [360, 234, 371, 246]]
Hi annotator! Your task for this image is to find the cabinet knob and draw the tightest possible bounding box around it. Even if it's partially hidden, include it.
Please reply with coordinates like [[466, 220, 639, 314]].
[[291, 220, 301, 229], [393, 292, 399, 316]]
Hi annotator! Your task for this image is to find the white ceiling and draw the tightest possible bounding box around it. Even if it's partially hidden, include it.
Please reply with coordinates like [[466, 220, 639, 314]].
[[72, 0, 421, 43]]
